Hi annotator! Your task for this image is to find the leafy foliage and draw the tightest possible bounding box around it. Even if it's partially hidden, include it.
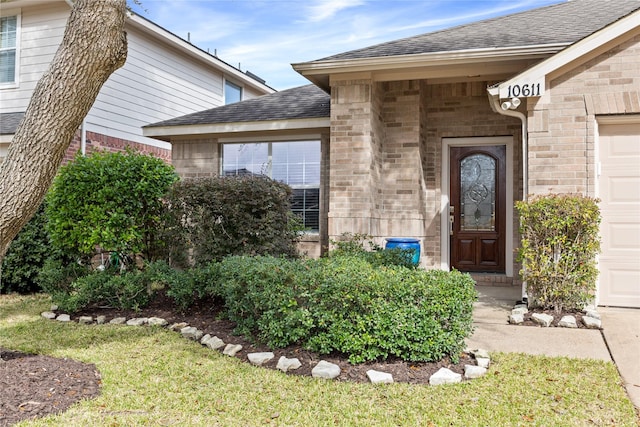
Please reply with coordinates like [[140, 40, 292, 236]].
[[516, 194, 601, 313], [45, 150, 178, 262], [330, 232, 417, 269], [45, 261, 172, 313], [164, 262, 222, 312], [160, 175, 302, 266], [217, 254, 476, 363], [1, 204, 52, 293]]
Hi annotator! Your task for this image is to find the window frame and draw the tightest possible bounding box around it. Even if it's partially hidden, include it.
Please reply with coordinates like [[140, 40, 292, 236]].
[[0, 9, 20, 88], [220, 140, 321, 233]]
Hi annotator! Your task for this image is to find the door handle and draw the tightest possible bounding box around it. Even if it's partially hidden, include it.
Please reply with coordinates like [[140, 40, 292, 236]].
[[449, 206, 455, 236]]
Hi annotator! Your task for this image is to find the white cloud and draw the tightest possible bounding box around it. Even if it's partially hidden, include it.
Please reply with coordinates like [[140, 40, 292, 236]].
[[303, 0, 367, 22]]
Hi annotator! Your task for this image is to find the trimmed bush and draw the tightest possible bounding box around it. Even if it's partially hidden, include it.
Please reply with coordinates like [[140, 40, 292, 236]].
[[1, 204, 52, 294], [45, 149, 178, 263], [217, 255, 476, 363], [329, 232, 417, 269], [161, 175, 302, 266], [46, 261, 174, 313], [516, 194, 601, 313], [165, 263, 222, 312]]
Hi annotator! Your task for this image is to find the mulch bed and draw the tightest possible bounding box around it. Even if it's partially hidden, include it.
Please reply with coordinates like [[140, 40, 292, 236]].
[[1, 293, 477, 426], [0, 349, 101, 427]]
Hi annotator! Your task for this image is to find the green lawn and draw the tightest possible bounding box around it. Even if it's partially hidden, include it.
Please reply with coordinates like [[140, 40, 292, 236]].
[[1, 294, 637, 426]]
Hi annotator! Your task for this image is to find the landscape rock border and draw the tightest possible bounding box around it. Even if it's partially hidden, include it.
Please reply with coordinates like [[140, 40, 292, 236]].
[[41, 308, 491, 385], [508, 303, 603, 329]]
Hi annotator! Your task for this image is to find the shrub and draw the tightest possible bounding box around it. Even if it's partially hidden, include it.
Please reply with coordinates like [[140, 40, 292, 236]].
[[516, 194, 601, 313], [46, 261, 174, 313], [217, 255, 476, 363], [329, 232, 417, 269], [165, 263, 222, 312], [305, 257, 475, 363], [1, 204, 52, 294], [45, 149, 178, 264], [217, 256, 314, 347], [161, 175, 302, 266]]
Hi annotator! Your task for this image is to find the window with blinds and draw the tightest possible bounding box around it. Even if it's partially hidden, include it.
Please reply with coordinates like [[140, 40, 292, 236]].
[[222, 141, 321, 232], [0, 15, 17, 85]]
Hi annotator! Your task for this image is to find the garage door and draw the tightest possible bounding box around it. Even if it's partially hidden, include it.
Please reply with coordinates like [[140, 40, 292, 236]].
[[598, 121, 640, 308]]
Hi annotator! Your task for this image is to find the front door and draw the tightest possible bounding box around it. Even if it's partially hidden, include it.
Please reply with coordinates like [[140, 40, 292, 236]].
[[450, 145, 506, 272]]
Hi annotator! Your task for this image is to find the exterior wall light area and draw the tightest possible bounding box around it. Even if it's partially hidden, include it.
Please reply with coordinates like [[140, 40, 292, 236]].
[[501, 97, 521, 110]]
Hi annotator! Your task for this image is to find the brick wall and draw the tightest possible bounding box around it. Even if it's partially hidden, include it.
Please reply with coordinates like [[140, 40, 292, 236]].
[[328, 78, 522, 272], [527, 34, 640, 196], [64, 131, 171, 164], [329, 78, 383, 236], [424, 81, 522, 271]]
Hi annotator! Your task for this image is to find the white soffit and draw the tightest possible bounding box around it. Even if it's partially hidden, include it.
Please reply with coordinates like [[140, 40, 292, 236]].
[[143, 117, 330, 138]]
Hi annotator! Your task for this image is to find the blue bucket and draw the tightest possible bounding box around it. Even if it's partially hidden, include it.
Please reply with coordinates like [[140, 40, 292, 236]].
[[384, 238, 421, 265]]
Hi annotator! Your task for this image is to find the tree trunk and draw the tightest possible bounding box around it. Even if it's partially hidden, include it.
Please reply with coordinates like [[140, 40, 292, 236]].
[[0, 0, 127, 260]]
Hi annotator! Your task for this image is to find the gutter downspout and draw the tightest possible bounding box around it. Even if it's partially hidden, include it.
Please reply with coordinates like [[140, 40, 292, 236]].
[[81, 118, 87, 156], [487, 91, 528, 302]]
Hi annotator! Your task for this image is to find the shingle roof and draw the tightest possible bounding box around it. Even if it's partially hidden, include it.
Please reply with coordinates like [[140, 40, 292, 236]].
[[0, 112, 25, 135], [146, 84, 329, 128], [317, 0, 640, 61]]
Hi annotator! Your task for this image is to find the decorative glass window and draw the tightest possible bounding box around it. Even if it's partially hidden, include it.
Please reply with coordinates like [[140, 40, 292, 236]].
[[224, 80, 242, 104], [459, 153, 496, 231], [0, 15, 18, 85], [222, 141, 321, 231]]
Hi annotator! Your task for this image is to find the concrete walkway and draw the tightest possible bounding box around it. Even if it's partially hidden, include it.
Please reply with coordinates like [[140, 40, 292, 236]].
[[466, 286, 640, 409]]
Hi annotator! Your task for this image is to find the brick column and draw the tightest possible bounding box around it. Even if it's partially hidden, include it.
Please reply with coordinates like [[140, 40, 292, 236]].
[[328, 78, 382, 241]]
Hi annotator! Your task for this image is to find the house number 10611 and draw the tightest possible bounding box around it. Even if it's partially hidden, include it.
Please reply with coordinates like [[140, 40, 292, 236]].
[[506, 83, 541, 98]]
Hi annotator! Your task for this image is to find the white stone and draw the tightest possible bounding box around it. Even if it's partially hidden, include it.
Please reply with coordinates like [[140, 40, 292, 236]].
[[509, 313, 524, 324], [464, 365, 487, 379], [180, 326, 204, 340], [50, 304, 59, 311], [78, 316, 93, 324], [276, 356, 302, 372], [366, 369, 393, 384], [312, 360, 341, 379], [56, 314, 71, 322], [512, 306, 528, 316], [558, 315, 577, 328], [429, 368, 462, 385], [247, 352, 275, 366], [222, 344, 243, 357], [204, 336, 225, 350], [41, 311, 56, 320], [468, 348, 490, 359], [532, 313, 554, 327], [169, 322, 188, 331], [476, 357, 491, 369], [584, 310, 601, 320], [148, 317, 168, 326], [583, 316, 602, 329], [126, 318, 148, 326], [109, 317, 126, 325], [96, 315, 107, 325]]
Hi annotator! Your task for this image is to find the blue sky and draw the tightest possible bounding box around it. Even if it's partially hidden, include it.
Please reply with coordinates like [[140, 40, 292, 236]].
[[130, 0, 564, 90]]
